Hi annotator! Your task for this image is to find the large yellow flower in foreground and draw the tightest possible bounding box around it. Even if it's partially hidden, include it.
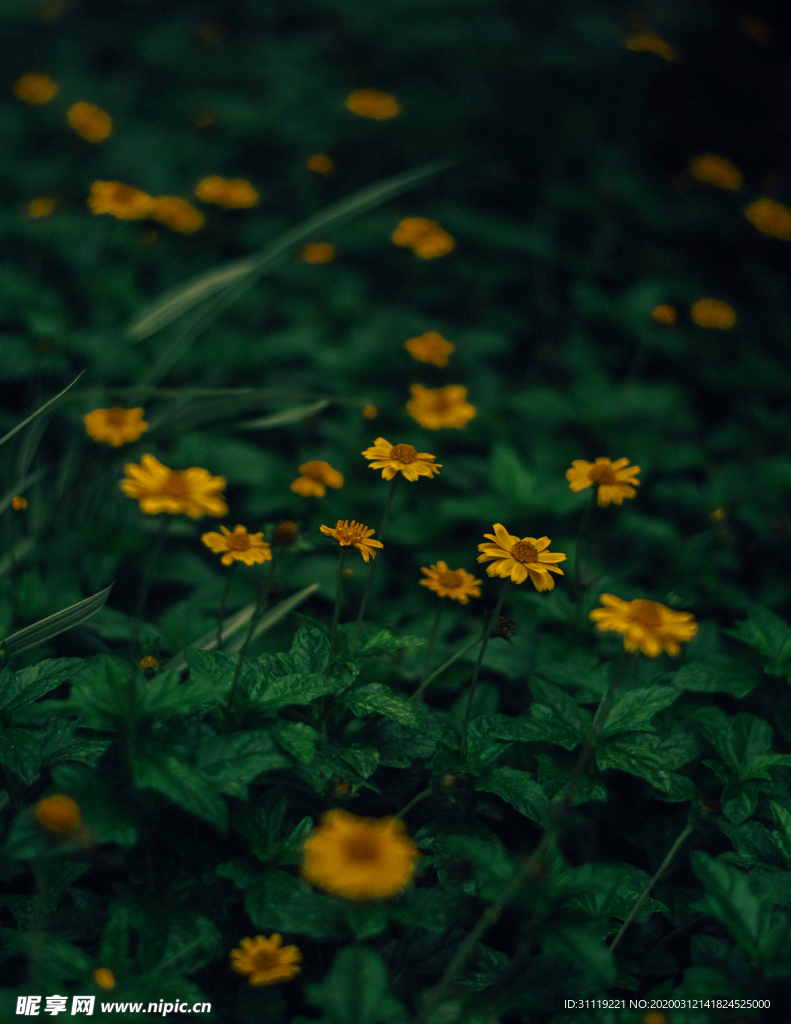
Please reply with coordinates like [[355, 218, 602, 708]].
[[362, 437, 441, 481], [566, 457, 640, 507], [121, 454, 227, 518], [319, 520, 383, 562], [88, 182, 155, 220], [230, 934, 302, 986], [13, 72, 58, 104], [420, 562, 481, 604], [405, 332, 455, 367], [477, 524, 566, 590], [151, 197, 205, 233], [590, 594, 698, 656], [690, 298, 736, 329], [688, 154, 743, 191], [344, 89, 401, 120], [67, 101, 113, 142], [744, 197, 791, 241], [406, 384, 476, 430], [84, 407, 149, 447], [291, 460, 344, 497], [195, 175, 259, 209], [392, 217, 455, 259], [301, 808, 420, 900], [201, 525, 272, 566]]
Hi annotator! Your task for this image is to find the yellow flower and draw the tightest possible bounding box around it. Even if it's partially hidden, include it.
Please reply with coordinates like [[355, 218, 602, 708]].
[[301, 808, 420, 900], [744, 197, 791, 241], [624, 31, 678, 60], [651, 304, 676, 325], [290, 460, 344, 497], [13, 72, 58, 104], [194, 175, 259, 209], [406, 384, 476, 430], [87, 182, 155, 220], [230, 934, 302, 986], [477, 524, 566, 590], [319, 520, 383, 562], [420, 562, 481, 604], [392, 217, 455, 259], [151, 197, 204, 233], [273, 520, 299, 546], [566, 457, 640, 507], [120, 454, 228, 518], [344, 89, 401, 120], [301, 242, 336, 263], [690, 298, 736, 329], [11, 496, 27, 510], [84, 407, 149, 447], [67, 101, 113, 142], [405, 331, 455, 367], [688, 154, 743, 191], [201, 525, 272, 566], [590, 594, 698, 657], [362, 404, 378, 419], [306, 153, 335, 174], [710, 507, 726, 521], [27, 197, 56, 218], [138, 655, 159, 671], [93, 969, 116, 990], [362, 437, 441, 481], [35, 794, 81, 834]]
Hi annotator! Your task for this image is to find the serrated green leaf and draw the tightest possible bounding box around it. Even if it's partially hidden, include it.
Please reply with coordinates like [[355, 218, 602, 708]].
[[536, 753, 608, 805], [672, 655, 761, 698], [475, 766, 549, 826], [724, 606, 791, 672], [196, 731, 287, 798], [564, 861, 668, 937], [337, 744, 380, 779], [599, 685, 680, 738], [133, 751, 227, 832], [527, 679, 591, 750], [770, 801, 791, 868], [0, 584, 112, 660], [540, 925, 615, 986], [306, 946, 402, 1024], [702, 712, 775, 779], [268, 720, 319, 764], [339, 683, 420, 728], [0, 657, 84, 714], [358, 630, 426, 656], [595, 733, 674, 791], [231, 868, 346, 939], [142, 666, 230, 716], [253, 672, 343, 714]]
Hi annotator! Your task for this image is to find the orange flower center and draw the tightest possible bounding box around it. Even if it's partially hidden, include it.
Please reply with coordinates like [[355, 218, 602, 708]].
[[510, 541, 539, 564], [588, 463, 617, 485], [628, 600, 663, 627], [158, 472, 191, 498], [344, 836, 380, 863], [104, 408, 129, 427], [438, 569, 463, 588], [389, 443, 417, 464], [225, 531, 252, 551], [335, 522, 368, 544], [251, 948, 278, 971]]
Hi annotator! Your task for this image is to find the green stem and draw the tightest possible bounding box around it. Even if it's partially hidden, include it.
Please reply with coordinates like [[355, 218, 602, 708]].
[[409, 634, 484, 704], [215, 562, 238, 653], [394, 787, 431, 819], [324, 548, 348, 677], [420, 603, 443, 685], [572, 488, 597, 601], [351, 475, 399, 655], [459, 580, 510, 763], [226, 555, 276, 725]]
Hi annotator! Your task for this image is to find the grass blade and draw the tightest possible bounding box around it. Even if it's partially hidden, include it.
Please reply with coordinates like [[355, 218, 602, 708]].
[[224, 584, 320, 653], [0, 370, 85, 448], [237, 400, 331, 431], [0, 583, 113, 660]]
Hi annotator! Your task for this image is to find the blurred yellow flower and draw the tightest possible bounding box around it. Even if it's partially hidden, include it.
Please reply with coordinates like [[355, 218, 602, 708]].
[[290, 460, 344, 497], [84, 407, 149, 447], [405, 331, 454, 367], [590, 594, 698, 656], [230, 935, 302, 986], [201, 525, 272, 566], [624, 31, 678, 60], [301, 242, 336, 263], [35, 794, 81, 834], [301, 808, 420, 900], [272, 520, 298, 546], [392, 217, 455, 259], [566, 457, 640, 507], [688, 154, 743, 191], [13, 72, 58, 104], [151, 197, 205, 233], [11, 496, 27, 510], [93, 969, 116, 990], [477, 524, 566, 590], [710, 507, 726, 521], [195, 175, 259, 209], [138, 655, 159, 671], [319, 520, 383, 562], [344, 89, 401, 120], [744, 197, 791, 241], [67, 101, 112, 142], [306, 153, 335, 174], [406, 384, 476, 430], [27, 197, 57, 218], [420, 562, 481, 604], [651, 304, 676, 325], [120, 454, 227, 518], [690, 298, 736, 329], [362, 437, 441, 481], [362, 404, 378, 419], [87, 182, 155, 220]]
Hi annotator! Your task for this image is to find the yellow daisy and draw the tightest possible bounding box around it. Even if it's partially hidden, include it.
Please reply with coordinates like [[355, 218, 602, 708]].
[[11, 496, 27, 510], [83, 407, 149, 447], [590, 594, 698, 657], [290, 460, 344, 497], [406, 384, 476, 430], [405, 332, 455, 367], [744, 197, 791, 241], [35, 794, 81, 834], [690, 298, 736, 329], [230, 934, 302, 986], [194, 175, 259, 209], [13, 72, 58, 104], [566, 457, 640, 507], [688, 154, 743, 191], [362, 437, 441, 481], [88, 182, 155, 220], [391, 217, 455, 259], [651, 304, 677, 325], [420, 562, 481, 604], [67, 101, 113, 142], [151, 197, 205, 233], [201, 525, 272, 566], [344, 89, 401, 120], [301, 808, 420, 900], [477, 524, 566, 590], [362, 404, 378, 419], [138, 655, 159, 671], [120, 454, 227, 518], [93, 969, 116, 990], [319, 520, 383, 562]]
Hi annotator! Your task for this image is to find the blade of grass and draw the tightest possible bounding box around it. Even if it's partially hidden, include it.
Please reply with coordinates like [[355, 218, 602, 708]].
[[0, 370, 85, 449], [0, 583, 113, 660], [237, 400, 330, 431], [223, 584, 319, 653]]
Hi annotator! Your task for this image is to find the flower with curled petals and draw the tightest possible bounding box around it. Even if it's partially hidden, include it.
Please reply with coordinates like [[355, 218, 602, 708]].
[[420, 562, 481, 604], [201, 525, 272, 566], [320, 520, 383, 562], [362, 438, 441, 481], [230, 934, 302, 986], [477, 524, 566, 591], [120, 454, 227, 518], [566, 457, 640, 507], [590, 594, 697, 657]]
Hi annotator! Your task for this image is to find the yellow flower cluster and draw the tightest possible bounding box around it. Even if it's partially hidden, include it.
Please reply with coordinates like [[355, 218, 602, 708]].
[[291, 460, 344, 497], [392, 217, 455, 259], [405, 331, 454, 367], [195, 176, 259, 209], [13, 72, 58, 104], [67, 102, 113, 142], [345, 89, 401, 120], [87, 183, 204, 232]]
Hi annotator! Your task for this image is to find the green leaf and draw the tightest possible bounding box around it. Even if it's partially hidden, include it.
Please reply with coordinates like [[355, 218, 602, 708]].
[[540, 925, 615, 986], [221, 867, 346, 939], [345, 902, 389, 941], [196, 731, 287, 798], [536, 754, 608, 805], [596, 733, 674, 791], [289, 623, 331, 675], [0, 657, 84, 714], [306, 946, 406, 1024], [252, 672, 344, 714], [336, 744, 380, 780], [475, 766, 549, 826], [716, 818, 787, 872], [268, 720, 319, 764], [599, 686, 680, 738], [672, 655, 761, 698], [702, 712, 776, 780], [0, 369, 84, 449], [414, 819, 513, 899], [564, 861, 668, 937], [142, 665, 230, 717], [66, 654, 134, 730], [526, 679, 591, 750], [183, 647, 256, 696], [724, 606, 791, 673], [133, 750, 228, 832], [339, 684, 420, 729], [0, 584, 112, 660], [0, 727, 42, 785], [238, 399, 331, 430], [358, 630, 426, 656], [770, 801, 791, 867]]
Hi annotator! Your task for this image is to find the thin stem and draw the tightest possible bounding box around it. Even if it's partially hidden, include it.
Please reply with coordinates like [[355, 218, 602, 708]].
[[394, 787, 431, 820], [215, 562, 238, 653], [608, 822, 695, 954], [409, 634, 484, 704], [571, 488, 597, 600], [351, 475, 399, 654], [420, 603, 443, 685], [459, 581, 510, 763], [324, 548, 348, 677], [226, 556, 276, 725]]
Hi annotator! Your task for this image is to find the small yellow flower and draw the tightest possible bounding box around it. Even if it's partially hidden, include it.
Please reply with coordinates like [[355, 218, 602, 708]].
[[362, 437, 441, 481], [87, 182, 155, 220], [406, 384, 476, 430], [566, 457, 640, 507], [624, 31, 678, 60], [320, 520, 383, 562], [138, 655, 159, 671], [362, 404, 378, 419], [301, 242, 336, 263], [306, 153, 335, 174], [405, 332, 455, 367], [710, 507, 726, 521], [67, 101, 113, 142], [93, 969, 116, 990], [477, 524, 566, 591], [230, 934, 302, 986], [27, 197, 56, 218], [392, 217, 455, 259], [151, 197, 204, 233], [688, 154, 743, 191], [194, 175, 259, 209], [120, 454, 228, 518], [35, 794, 81, 834], [690, 298, 736, 329], [344, 89, 401, 120], [420, 562, 481, 604], [273, 521, 299, 546], [290, 460, 344, 498], [201, 525, 272, 566], [301, 808, 420, 900], [744, 197, 791, 241], [11, 496, 27, 510], [651, 304, 677, 325], [13, 72, 58, 104], [590, 594, 698, 657], [83, 407, 149, 447]]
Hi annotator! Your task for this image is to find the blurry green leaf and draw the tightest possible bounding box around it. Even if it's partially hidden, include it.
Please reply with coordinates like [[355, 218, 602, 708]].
[[0, 657, 83, 714], [196, 731, 286, 798], [0, 584, 112, 660], [221, 866, 345, 939], [0, 370, 84, 449], [564, 861, 668, 937], [141, 666, 230, 717], [238, 399, 331, 430], [268, 720, 319, 764], [306, 946, 407, 1024], [724, 606, 791, 675], [339, 684, 420, 728], [0, 537, 36, 578], [526, 679, 592, 750], [596, 733, 673, 791], [536, 754, 608, 805], [599, 686, 680, 738], [769, 802, 791, 868], [0, 466, 48, 516], [133, 750, 228, 833], [358, 630, 426, 656], [540, 925, 615, 986], [337, 743, 380, 779], [225, 585, 321, 654], [672, 656, 761, 698], [475, 766, 549, 826]]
